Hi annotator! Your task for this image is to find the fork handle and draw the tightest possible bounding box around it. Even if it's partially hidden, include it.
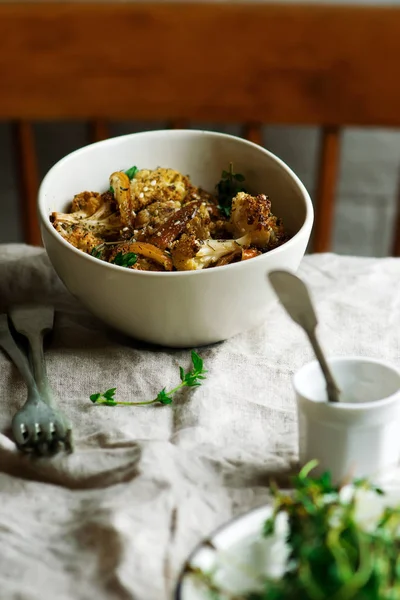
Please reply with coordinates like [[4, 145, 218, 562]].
[[0, 315, 39, 401], [27, 333, 56, 407]]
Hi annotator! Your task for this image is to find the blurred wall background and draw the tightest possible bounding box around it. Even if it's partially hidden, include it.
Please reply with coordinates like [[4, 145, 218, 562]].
[[1, 0, 399, 256]]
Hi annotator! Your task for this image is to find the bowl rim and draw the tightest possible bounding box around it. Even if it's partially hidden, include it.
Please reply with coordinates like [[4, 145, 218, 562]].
[[293, 355, 400, 411], [174, 503, 273, 600], [38, 129, 314, 278]]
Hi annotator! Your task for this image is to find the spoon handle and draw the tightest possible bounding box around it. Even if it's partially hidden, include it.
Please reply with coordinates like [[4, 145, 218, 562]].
[[307, 328, 340, 403]]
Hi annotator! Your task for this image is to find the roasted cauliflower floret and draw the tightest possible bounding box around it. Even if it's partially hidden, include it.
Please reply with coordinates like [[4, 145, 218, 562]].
[[230, 192, 285, 249], [130, 168, 191, 213], [51, 191, 124, 252], [70, 191, 104, 216], [171, 234, 244, 271], [52, 223, 103, 254]]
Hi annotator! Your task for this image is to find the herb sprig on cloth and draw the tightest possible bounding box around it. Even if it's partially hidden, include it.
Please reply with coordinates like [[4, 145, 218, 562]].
[[90, 351, 206, 407]]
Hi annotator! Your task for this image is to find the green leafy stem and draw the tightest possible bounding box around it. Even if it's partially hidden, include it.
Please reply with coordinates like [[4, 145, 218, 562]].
[[90, 351, 207, 407]]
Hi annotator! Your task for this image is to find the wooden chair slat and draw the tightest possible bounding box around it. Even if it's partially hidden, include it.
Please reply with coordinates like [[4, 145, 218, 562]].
[[243, 123, 263, 146], [313, 126, 341, 253], [170, 120, 189, 129], [13, 121, 42, 247], [391, 169, 400, 256], [89, 119, 109, 143]]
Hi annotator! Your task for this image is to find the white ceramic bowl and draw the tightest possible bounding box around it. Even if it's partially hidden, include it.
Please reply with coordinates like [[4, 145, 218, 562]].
[[38, 130, 313, 347]]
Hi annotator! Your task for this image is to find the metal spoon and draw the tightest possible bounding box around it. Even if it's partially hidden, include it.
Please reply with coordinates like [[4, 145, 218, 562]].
[[268, 269, 340, 403]]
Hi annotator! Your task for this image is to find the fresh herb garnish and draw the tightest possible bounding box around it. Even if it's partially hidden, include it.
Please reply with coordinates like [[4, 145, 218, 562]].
[[124, 165, 139, 180], [195, 461, 400, 599], [89, 388, 116, 406], [111, 252, 138, 268], [90, 350, 207, 407], [110, 165, 138, 193], [260, 464, 400, 598], [216, 163, 246, 218], [90, 246, 103, 259]]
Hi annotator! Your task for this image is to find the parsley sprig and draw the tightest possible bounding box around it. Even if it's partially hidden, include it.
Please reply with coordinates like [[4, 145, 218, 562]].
[[216, 163, 246, 218], [124, 165, 139, 180], [90, 247, 103, 259], [90, 351, 207, 407], [111, 251, 138, 268]]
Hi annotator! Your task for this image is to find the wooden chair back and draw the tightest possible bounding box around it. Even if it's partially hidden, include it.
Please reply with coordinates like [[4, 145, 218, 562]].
[[1, 3, 400, 252]]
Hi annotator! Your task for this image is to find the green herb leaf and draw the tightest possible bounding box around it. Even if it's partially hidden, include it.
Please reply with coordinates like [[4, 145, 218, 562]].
[[90, 389, 117, 406], [111, 252, 138, 268], [216, 163, 246, 218], [90, 246, 103, 259], [234, 173, 245, 182], [181, 351, 208, 387], [217, 205, 231, 219], [103, 388, 116, 400], [191, 351, 203, 372], [179, 366, 185, 382], [263, 518, 275, 536], [298, 458, 319, 479], [156, 388, 173, 405], [125, 165, 138, 180], [109, 166, 138, 193], [104, 399, 118, 406]]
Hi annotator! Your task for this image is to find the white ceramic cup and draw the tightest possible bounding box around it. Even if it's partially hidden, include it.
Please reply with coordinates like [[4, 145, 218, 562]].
[[293, 356, 400, 484]]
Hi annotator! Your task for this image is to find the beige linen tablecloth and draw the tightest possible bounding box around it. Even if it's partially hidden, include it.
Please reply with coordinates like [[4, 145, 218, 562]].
[[1, 244, 400, 600]]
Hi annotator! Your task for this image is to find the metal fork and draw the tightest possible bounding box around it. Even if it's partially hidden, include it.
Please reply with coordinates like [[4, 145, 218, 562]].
[[0, 312, 72, 456]]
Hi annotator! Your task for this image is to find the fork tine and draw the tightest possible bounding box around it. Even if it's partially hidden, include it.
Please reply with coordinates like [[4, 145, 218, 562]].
[[31, 422, 42, 443], [53, 418, 67, 439], [64, 429, 74, 454], [12, 419, 30, 446], [41, 420, 56, 443]]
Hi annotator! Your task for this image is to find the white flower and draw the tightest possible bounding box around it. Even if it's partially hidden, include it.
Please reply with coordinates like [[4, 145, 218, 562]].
[[339, 484, 355, 505], [353, 489, 387, 533]]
